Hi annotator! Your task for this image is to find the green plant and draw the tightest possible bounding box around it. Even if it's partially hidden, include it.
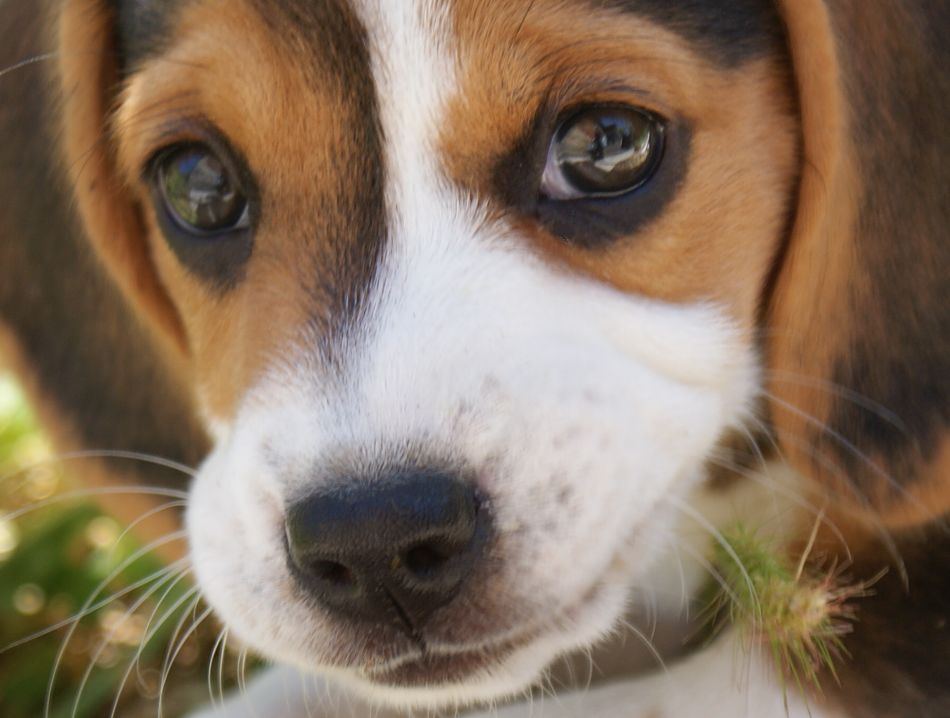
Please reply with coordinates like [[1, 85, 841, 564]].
[[0, 375, 236, 718], [706, 522, 875, 702]]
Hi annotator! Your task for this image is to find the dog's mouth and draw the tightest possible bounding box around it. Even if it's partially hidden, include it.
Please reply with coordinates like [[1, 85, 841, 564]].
[[351, 578, 616, 691], [360, 640, 528, 688]]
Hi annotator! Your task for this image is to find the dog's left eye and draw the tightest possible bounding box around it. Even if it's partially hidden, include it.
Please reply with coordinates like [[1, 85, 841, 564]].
[[155, 145, 249, 235], [540, 107, 664, 200]]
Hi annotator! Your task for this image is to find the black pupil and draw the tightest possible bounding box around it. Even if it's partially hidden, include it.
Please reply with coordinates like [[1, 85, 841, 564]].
[[555, 109, 658, 195], [160, 147, 245, 232]]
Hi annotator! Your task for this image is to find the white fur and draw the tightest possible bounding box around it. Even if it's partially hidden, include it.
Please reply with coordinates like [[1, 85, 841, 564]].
[[189, 630, 841, 718], [187, 0, 781, 714]]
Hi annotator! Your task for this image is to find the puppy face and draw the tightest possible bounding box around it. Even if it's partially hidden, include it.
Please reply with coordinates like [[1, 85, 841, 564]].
[[106, 0, 797, 708]]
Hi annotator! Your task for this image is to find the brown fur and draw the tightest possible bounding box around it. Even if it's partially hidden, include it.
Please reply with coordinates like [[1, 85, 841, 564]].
[[769, 0, 950, 529], [769, 0, 950, 712], [444, 2, 799, 330], [0, 0, 947, 712], [97, 0, 385, 418], [0, 0, 208, 557]]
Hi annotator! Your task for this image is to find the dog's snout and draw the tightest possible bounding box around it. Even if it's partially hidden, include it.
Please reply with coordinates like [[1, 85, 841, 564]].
[[285, 471, 487, 627]]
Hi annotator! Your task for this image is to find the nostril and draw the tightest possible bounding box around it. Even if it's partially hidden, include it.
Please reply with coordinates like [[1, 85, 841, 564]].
[[284, 470, 490, 622], [403, 542, 453, 579], [312, 560, 356, 588]]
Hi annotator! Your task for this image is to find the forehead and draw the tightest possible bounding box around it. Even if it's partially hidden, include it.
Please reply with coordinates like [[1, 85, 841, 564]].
[[116, 0, 795, 416], [117, 0, 783, 71]]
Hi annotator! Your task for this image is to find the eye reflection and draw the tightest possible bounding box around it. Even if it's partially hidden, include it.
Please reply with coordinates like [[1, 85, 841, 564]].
[[157, 145, 248, 234], [541, 107, 664, 200]]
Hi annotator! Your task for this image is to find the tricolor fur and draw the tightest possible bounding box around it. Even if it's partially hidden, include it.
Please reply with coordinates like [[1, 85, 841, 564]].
[[0, 1, 947, 717]]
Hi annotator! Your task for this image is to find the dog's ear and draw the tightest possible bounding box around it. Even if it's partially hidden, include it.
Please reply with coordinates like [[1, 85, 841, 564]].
[[767, 0, 949, 529], [57, 0, 187, 353]]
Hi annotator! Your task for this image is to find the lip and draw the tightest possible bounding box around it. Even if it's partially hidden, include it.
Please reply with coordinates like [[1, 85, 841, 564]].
[[352, 537, 639, 690], [361, 630, 538, 688], [364, 650, 506, 687]]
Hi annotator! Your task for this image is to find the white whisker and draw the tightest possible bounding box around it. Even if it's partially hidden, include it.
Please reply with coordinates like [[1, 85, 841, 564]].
[[107, 585, 201, 718], [3, 486, 188, 523], [0, 52, 59, 80], [667, 496, 760, 619], [158, 603, 213, 717], [69, 564, 189, 718], [206, 627, 228, 708], [43, 531, 187, 718]]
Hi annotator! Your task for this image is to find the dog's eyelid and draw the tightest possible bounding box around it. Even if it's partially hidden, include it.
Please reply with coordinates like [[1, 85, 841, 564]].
[[135, 118, 249, 179]]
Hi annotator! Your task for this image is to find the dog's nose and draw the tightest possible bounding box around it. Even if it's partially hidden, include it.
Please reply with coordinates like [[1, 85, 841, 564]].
[[284, 471, 486, 627]]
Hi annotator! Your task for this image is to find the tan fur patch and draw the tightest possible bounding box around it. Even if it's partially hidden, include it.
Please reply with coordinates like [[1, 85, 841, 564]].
[[443, 1, 799, 331], [769, 0, 950, 529], [113, 0, 377, 419], [58, 0, 187, 358]]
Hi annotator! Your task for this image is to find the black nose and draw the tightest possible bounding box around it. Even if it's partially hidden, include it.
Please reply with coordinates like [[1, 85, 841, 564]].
[[285, 471, 487, 628]]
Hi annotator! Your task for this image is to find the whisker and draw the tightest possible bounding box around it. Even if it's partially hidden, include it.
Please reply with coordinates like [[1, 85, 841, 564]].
[[765, 391, 915, 505], [43, 531, 187, 718], [1, 448, 194, 488], [667, 496, 761, 620], [109, 500, 189, 557], [159, 592, 203, 685], [206, 628, 228, 708], [614, 616, 672, 681], [69, 564, 189, 718], [158, 603, 213, 717], [668, 516, 743, 609], [218, 629, 230, 706], [237, 647, 250, 700], [136, 570, 195, 686], [2, 557, 186, 653], [672, 542, 742, 629], [107, 585, 201, 718], [704, 453, 851, 561], [0, 51, 59, 80], [2, 486, 189, 522], [766, 370, 909, 436], [236, 647, 264, 718]]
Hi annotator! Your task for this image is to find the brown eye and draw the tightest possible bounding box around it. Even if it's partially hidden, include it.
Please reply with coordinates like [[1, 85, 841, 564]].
[[157, 145, 248, 234], [541, 107, 664, 199]]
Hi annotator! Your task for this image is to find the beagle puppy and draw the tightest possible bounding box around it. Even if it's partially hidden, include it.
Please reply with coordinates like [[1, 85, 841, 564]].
[[0, 1, 947, 717]]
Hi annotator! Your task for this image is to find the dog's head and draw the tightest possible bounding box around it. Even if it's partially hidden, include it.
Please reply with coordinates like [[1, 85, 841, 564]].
[[53, 0, 948, 709]]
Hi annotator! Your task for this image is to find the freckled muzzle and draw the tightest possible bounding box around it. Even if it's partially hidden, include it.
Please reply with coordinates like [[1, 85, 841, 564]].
[[283, 470, 491, 633]]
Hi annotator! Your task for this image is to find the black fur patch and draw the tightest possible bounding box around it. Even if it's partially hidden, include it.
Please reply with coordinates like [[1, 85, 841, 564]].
[[246, 0, 387, 361], [595, 0, 787, 67], [817, 0, 950, 494], [832, 523, 950, 717], [114, 0, 187, 71]]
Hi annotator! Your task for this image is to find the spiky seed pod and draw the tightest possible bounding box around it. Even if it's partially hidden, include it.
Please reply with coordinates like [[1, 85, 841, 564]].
[[707, 525, 876, 697]]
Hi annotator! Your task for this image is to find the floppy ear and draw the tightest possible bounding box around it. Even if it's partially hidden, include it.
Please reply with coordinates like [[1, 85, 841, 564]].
[[0, 0, 208, 556], [58, 0, 187, 354], [767, 0, 949, 529]]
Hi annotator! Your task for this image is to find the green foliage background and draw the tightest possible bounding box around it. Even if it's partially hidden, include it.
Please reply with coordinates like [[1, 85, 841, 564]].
[[0, 375, 237, 718]]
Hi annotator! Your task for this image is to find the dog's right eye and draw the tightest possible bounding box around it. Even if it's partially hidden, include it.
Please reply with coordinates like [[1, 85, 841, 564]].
[[155, 145, 249, 235]]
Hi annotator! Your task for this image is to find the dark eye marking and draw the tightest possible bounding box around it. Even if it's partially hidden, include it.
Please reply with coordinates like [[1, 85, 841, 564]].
[[146, 131, 258, 290], [492, 102, 690, 249]]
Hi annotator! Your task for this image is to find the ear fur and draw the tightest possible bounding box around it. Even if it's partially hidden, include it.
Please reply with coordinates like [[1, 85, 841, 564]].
[[58, 0, 188, 354], [768, 0, 950, 530], [0, 0, 208, 552]]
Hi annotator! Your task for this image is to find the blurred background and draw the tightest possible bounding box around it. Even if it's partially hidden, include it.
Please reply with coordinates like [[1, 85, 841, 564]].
[[0, 373, 244, 718]]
